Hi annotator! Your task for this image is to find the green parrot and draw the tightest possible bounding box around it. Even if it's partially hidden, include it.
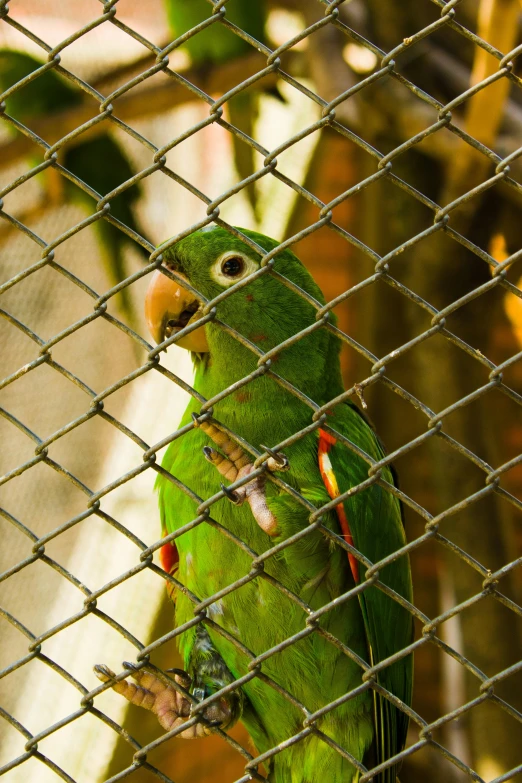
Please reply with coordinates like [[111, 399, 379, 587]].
[[0, 50, 147, 320], [165, 0, 272, 218], [96, 227, 413, 783]]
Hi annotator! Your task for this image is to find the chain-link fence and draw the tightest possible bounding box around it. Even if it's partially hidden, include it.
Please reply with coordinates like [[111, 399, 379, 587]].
[[1, 0, 521, 781]]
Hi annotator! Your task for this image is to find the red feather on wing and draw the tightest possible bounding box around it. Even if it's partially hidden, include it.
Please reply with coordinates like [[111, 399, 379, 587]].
[[318, 429, 359, 584]]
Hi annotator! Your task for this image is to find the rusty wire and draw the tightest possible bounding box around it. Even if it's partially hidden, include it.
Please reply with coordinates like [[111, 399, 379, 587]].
[[0, 0, 521, 781]]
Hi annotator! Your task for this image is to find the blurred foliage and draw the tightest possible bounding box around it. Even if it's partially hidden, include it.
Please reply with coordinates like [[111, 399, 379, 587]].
[[0, 49, 147, 324]]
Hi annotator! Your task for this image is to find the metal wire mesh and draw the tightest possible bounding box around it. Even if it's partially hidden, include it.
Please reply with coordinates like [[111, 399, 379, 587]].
[[0, 0, 521, 781]]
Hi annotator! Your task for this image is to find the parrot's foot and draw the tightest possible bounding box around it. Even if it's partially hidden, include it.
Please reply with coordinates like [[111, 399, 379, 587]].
[[94, 662, 232, 738], [203, 445, 275, 534], [195, 415, 288, 537]]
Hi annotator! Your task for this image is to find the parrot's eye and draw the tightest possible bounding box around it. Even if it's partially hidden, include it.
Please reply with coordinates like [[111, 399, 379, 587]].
[[221, 256, 244, 277], [210, 251, 258, 287]]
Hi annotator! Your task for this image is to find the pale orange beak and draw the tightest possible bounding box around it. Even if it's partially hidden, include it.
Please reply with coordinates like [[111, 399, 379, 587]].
[[144, 270, 209, 352]]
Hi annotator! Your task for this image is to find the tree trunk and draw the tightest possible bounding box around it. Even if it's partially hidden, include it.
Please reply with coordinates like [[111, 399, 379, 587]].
[[356, 149, 462, 783]]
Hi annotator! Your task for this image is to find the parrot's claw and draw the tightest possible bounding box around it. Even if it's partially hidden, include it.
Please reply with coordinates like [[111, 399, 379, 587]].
[[94, 662, 233, 738], [202, 445, 216, 462], [94, 663, 118, 685], [267, 453, 289, 471], [260, 444, 290, 472], [220, 481, 242, 505]]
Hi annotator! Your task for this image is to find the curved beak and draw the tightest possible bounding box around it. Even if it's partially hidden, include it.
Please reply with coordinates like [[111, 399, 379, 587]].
[[145, 270, 209, 352]]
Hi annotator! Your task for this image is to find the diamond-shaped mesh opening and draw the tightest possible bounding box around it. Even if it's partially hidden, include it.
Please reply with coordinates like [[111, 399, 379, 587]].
[[1, 1, 521, 782]]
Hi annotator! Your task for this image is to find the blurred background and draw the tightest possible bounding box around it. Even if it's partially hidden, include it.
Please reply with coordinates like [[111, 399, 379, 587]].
[[0, 1, 521, 781]]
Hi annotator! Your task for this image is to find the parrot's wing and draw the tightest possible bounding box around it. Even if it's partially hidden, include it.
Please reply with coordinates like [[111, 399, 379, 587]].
[[318, 404, 413, 781]]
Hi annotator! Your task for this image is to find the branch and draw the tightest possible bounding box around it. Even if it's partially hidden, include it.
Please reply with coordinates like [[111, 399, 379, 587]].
[[0, 50, 284, 168], [0, 35, 520, 197], [443, 0, 521, 205], [296, 0, 522, 194], [467, 0, 520, 147]]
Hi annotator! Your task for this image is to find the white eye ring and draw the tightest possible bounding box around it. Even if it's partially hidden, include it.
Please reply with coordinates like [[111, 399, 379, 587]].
[[210, 251, 258, 287]]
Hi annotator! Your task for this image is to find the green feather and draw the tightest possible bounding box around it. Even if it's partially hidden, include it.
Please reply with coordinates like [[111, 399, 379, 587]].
[[156, 227, 413, 781]]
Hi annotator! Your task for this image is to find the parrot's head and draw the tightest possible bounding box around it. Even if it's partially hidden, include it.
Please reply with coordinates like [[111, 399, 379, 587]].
[[145, 226, 340, 387]]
